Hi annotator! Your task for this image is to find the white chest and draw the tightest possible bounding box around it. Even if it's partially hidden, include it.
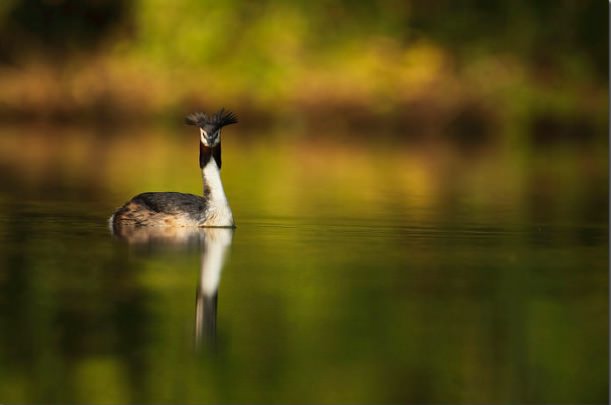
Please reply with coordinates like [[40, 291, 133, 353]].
[[201, 159, 234, 227]]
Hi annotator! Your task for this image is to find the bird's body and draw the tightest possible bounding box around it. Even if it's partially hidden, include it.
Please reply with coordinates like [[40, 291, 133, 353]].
[[110, 192, 207, 227], [110, 109, 237, 229]]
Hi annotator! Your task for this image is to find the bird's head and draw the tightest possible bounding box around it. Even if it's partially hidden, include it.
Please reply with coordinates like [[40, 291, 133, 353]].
[[185, 108, 238, 147]]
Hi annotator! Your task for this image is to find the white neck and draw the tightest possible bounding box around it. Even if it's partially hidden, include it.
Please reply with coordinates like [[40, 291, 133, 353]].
[[202, 158, 234, 226], [202, 158, 227, 202]]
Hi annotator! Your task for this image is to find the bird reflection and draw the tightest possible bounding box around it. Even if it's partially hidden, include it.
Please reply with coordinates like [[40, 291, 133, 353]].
[[111, 225, 234, 350], [194, 228, 233, 349]]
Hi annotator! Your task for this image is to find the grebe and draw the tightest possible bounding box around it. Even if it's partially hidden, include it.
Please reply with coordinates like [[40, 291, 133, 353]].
[[110, 108, 238, 228]]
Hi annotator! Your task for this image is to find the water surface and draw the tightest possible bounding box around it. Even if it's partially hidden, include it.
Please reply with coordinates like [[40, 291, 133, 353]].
[[0, 126, 607, 403]]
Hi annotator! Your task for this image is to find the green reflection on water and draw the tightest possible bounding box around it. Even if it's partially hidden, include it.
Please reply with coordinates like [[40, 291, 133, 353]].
[[0, 126, 607, 403]]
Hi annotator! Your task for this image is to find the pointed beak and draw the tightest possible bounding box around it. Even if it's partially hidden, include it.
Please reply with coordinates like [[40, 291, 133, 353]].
[[200, 129, 208, 145]]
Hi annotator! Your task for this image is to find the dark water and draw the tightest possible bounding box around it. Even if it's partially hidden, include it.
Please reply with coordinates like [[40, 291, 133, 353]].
[[0, 126, 607, 403]]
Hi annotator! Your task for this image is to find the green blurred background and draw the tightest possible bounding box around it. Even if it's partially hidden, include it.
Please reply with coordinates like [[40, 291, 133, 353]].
[[0, 0, 606, 141], [0, 1, 607, 403]]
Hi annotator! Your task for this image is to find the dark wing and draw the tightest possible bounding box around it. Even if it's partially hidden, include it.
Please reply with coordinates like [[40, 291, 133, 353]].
[[132, 192, 206, 214]]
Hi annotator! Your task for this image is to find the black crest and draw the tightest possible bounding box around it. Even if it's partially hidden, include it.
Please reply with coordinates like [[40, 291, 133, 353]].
[[185, 108, 238, 128]]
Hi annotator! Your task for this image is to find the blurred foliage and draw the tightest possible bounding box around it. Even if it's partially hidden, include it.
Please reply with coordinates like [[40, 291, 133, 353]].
[[0, 0, 132, 60], [0, 0, 606, 143]]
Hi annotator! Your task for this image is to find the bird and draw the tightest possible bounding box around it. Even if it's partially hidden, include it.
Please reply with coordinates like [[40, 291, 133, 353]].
[[110, 108, 238, 228]]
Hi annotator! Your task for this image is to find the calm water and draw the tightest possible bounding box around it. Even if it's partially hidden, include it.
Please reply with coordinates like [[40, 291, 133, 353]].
[[0, 126, 607, 403]]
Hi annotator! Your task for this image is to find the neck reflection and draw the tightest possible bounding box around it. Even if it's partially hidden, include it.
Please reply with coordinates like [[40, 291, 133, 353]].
[[195, 228, 233, 349], [111, 225, 234, 351]]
